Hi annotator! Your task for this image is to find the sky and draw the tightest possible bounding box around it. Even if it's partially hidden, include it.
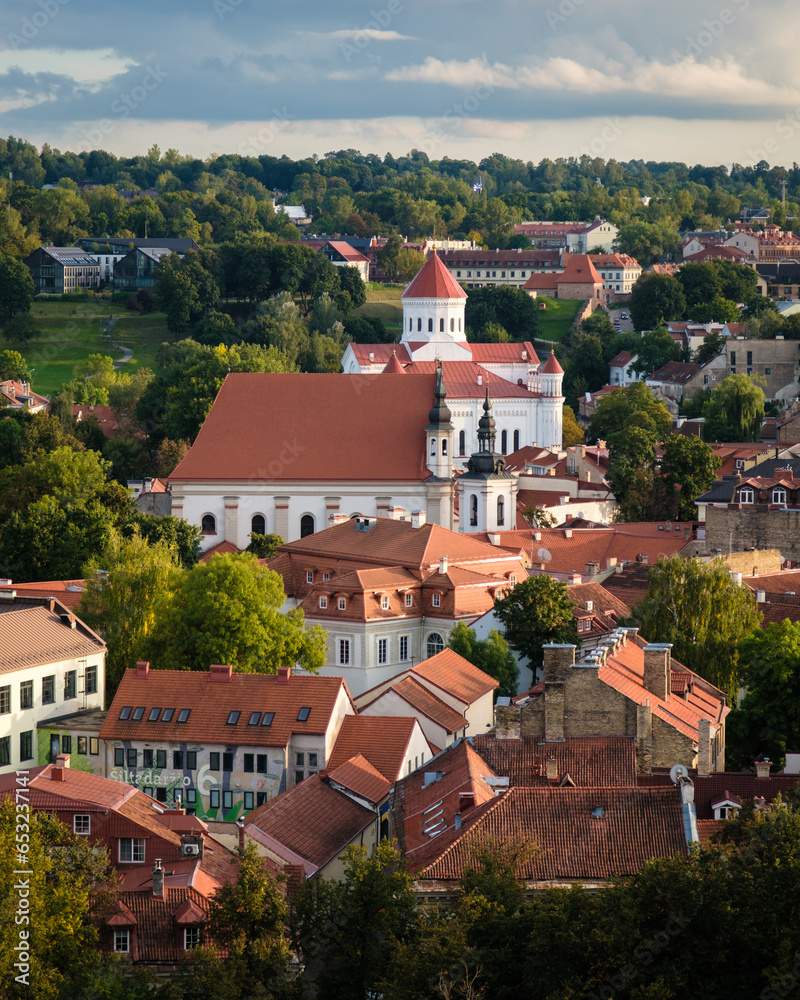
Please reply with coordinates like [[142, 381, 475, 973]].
[[2, 0, 800, 168]]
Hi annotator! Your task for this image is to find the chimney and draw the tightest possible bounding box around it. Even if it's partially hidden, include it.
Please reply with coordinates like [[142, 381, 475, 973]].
[[477, 374, 483, 386], [544, 682, 565, 740], [697, 719, 712, 776], [584, 599, 594, 612], [495, 700, 521, 740], [209, 664, 233, 682], [237, 816, 245, 853], [756, 590, 766, 603], [136, 660, 150, 678], [585, 562, 600, 577], [642, 644, 672, 701], [152, 859, 164, 898], [439, 556, 448, 575], [52, 753, 70, 780], [636, 703, 652, 773], [276, 666, 291, 685], [411, 510, 426, 529], [755, 759, 771, 779], [546, 757, 558, 782]]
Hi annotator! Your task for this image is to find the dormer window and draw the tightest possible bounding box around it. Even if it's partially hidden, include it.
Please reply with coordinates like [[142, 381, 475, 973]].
[[380, 595, 390, 610], [319, 596, 328, 609], [773, 487, 787, 504], [338, 597, 347, 610], [306, 571, 313, 584], [739, 487, 755, 504], [432, 593, 441, 608]]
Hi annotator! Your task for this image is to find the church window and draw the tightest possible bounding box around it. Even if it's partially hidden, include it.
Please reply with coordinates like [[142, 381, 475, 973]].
[[501, 430, 508, 455], [439, 318, 444, 332], [251, 513, 266, 535], [201, 514, 216, 534], [426, 632, 445, 658], [430, 439, 436, 457], [470, 494, 478, 527], [428, 318, 433, 332], [513, 430, 520, 452], [459, 318, 462, 332], [377, 638, 388, 664], [300, 514, 315, 538], [417, 318, 422, 332], [450, 318, 454, 332], [338, 639, 350, 665], [442, 440, 447, 456], [409, 319, 412, 331], [459, 431, 466, 455], [497, 496, 505, 526]]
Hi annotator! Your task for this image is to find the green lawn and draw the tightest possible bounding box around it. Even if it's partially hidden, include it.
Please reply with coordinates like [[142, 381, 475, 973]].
[[534, 298, 584, 346], [11, 301, 171, 395], [365, 282, 405, 301]]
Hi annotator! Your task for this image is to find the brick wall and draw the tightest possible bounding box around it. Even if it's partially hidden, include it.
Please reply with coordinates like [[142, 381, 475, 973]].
[[705, 506, 800, 563]]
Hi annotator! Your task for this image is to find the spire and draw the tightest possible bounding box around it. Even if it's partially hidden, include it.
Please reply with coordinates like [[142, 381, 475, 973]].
[[426, 363, 453, 429], [476, 387, 496, 454]]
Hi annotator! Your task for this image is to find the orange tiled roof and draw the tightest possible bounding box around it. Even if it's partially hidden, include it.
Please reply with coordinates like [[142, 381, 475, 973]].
[[376, 676, 467, 735], [327, 715, 424, 781], [402, 252, 467, 300], [326, 753, 391, 805], [412, 647, 498, 705], [102, 887, 211, 964], [199, 540, 242, 562], [100, 667, 352, 748], [471, 734, 637, 787], [244, 773, 374, 875], [557, 254, 603, 286], [397, 361, 540, 398], [0, 603, 105, 672], [169, 373, 438, 483], [5, 579, 85, 610]]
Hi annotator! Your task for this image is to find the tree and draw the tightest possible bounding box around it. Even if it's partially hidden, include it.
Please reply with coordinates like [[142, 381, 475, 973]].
[[464, 285, 538, 341], [587, 380, 672, 446], [702, 374, 765, 442], [2, 313, 41, 348], [613, 219, 680, 266], [395, 247, 427, 283], [726, 620, 800, 771], [153, 249, 219, 334], [694, 330, 726, 366], [194, 309, 237, 346], [629, 327, 684, 377], [80, 531, 181, 697], [658, 434, 722, 521], [245, 531, 283, 558], [206, 841, 290, 987], [142, 552, 327, 673], [0, 348, 30, 381], [493, 575, 576, 676], [561, 405, 584, 446], [336, 265, 366, 313], [629, 273, 686, 331], [448, 621, 519, 697], [633, 555, 762, 699], [377, 234, 403, 280], [0, 252, 35, 321], [294, 842, 416, 1000]]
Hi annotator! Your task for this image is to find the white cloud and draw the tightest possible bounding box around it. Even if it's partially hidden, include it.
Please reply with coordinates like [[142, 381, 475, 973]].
[[0, 48, 134, 84], [302, 29, 416, 41]]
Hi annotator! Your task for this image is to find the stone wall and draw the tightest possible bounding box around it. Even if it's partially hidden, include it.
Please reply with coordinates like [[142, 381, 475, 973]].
[[705, 505, 800, 563]]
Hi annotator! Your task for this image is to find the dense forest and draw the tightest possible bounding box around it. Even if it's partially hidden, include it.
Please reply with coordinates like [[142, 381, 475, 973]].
[[2, 136, 800, 261]]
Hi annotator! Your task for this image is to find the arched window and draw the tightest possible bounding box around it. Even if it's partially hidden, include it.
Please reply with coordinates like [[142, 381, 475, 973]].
[[428, 318, 433, 332], [773, 487, 787, 504], [450, 318, 454, 332], [408, 318, 413, 331], [300, 514, 315, 538], [497, 496, 505, 526], [739, 488, 755, 504], [439, 318, 444, 332], [459, 318, 462, 331], [251, 513, 266, 535], [501, 429, 508, 455], [513, 429, 520, 452], [201, 514, 216, 534], [417, 318, 422, 332], [459, 430, 466, 455], [430, 438, 436, 456], [442, 439, 448, 455], [426, 632, 445, 658], [470, 494, 478, 527]]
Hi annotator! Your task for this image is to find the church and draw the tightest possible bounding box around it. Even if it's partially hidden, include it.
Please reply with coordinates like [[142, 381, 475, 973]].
[[167, 254, 564, 549]]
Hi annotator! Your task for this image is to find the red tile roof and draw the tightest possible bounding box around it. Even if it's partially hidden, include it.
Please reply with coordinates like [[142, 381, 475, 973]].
[[199, 540, 242, 562], [557, 254, 603, 286], [0, 763, 134, 810], [169, 373, 438, 483], [244, 773, 374, 876], [382, 352, 406, 374], [0, 602, 105, 672], [369, 676, 468, 735], [540, 351, 564, 374], [4, 579, 86, 610], [398, 361, 541, 398], [100, 667, 352, 748], [402, 252, 467, 300], [640, 770, 800, 819], [471, 734, 638, 787], [326, 753, 391, 804], [327, 715, 425, 781], [412, 648, 498, 705], [101, 887, 212, 964], [413, 786, 688, 881], [470, 342, 540, 364]]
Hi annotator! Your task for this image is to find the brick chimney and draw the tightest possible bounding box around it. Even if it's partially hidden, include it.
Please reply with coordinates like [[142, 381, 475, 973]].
[[276, 666, 291, 685], [755, 759, 771, 778], [697, 719, 712, 776], [209, 664, 233, 682], [51, 753, 70, 780], [642, 644, 672, 701], [545, 757, 558, 782], [136, 660, 150, 678], [411, 510, 427, 529], [237, 817, 245, 853], [152, 859, 164, 898]]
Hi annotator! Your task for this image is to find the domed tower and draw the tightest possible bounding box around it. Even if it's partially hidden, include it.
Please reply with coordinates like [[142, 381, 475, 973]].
[[538, 351, 565, 449], [400, 251, 470, 361], [456, 390, 518, 534], [424, 364, 455, 529]]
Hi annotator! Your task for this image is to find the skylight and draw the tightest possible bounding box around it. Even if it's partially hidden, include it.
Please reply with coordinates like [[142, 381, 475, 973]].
[[132, 707, 145, 721], [261, 712, 275, 727], [297, 707, 311, 722], [161, 708, 175, 722], [148, 707, 161, 722], [119, 706, 132, 720], [248, 712, 261, 725], [227, 711, 240, 725], [177, 709, 191, 723]]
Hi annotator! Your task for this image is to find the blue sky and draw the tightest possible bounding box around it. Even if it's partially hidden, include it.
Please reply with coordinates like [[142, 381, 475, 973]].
[[2, 0, 799, 166]]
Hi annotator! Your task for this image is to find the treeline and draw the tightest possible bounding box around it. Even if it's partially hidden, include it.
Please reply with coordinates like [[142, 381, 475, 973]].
[[4, 136, 800, 262]]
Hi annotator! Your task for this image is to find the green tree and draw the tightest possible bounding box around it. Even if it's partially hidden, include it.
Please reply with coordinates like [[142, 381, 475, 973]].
[[80, 530, 181, 699], [448, 621, 519, 697], [153, 249, 219, 334], [377, 234, 403, 279], [294, 842, 416, 1000], [206, 841, 291, 987], [629, 273, 687, 331], [634, 555, 762, 698], [0, 348, 30, 381], [142, 552, 326, 673], [194, 309, 237, 346], [245, 532, 283, 559], [702, 373, 765, 442], [587, 380, 672, 445], [694, 330, 726, 365], [0, 251, 35, 321], [464, 285, 538, 342], [613, 219, 680, 266], [493, 575, 576, 676], [727, 620, 800, 771], [561, 404, 584, 446], [2, 313, 41, 348], [395, 247, 427, 283], [629, 327, 684, 377], [336, 265, 367, 314], [658, 434, 722, 521]]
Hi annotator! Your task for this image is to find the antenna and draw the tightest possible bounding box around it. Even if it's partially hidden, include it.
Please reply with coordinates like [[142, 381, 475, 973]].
[[669, 763, 689, 784]]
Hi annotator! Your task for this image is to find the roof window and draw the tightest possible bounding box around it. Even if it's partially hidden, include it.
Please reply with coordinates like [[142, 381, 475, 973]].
[[177, 709, 191, 723], [297, 707, 311, 722], [227, 711, 241, 725], [261, 712, 275, 727], [161, 708, 175, 722], [132, 707, 145, 721], [148, 707, 161, 722], [119, 706, 132, 720], [248, 711, 261, 725]]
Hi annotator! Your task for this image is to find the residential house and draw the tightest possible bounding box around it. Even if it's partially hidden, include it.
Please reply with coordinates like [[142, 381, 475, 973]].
[[25, 246, 101, 294], [756, 261, 800, 300], [437, 248, 563, 289], [319, 240, 370, 283], [99, 661, 356, 820], [0, 380, 49, 413], [523, 253, 604, 307], [75, 237, 199, 284], [327, 714, 433, 781], [608, 350, 640, 387], [725, 337, 800, 398], [589, 252, 642, 300], [268, 515, 526, 695], [645, 362, 704, 405], [113, 247, 176, 292], [0, 591, 106, 775], [514, 219, 619, 253]]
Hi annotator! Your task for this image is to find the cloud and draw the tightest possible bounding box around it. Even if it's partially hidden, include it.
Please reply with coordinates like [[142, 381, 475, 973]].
[[302, 29, 416, 41]]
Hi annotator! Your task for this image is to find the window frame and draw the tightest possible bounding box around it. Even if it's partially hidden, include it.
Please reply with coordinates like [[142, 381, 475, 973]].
[[119, 838, 145, 864], [74, 814, 91, 836], [20, 680, 33, 711]]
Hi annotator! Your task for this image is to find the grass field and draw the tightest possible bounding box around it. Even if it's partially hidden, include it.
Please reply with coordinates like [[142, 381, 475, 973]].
[[10, 301, 171, 396], [533, 298, 584, 346]]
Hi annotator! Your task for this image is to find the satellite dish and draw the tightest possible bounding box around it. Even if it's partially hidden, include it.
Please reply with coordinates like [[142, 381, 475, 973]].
[[537, 547, 552, 563], [669, 763, 689, 784]]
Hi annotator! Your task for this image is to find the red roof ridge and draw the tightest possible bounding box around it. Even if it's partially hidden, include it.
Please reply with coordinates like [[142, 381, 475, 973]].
[[402, 252, 467, 300]]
